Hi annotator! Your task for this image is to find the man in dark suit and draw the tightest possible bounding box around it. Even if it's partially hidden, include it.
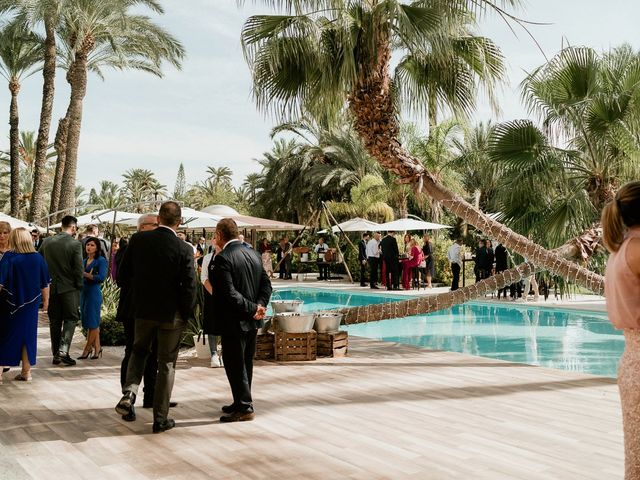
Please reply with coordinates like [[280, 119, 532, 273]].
[[39, 215, 83, 366], [380, 231, 400, 290], [115, 213, 161, 422], [208, 218, 272, 423], [115, 202, 196, 434], [358, 233, 370, 287]]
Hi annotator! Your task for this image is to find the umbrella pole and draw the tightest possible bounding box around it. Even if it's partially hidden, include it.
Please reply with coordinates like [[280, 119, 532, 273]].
[[321, 205, 353, 283], [273, 209, 320, 274]]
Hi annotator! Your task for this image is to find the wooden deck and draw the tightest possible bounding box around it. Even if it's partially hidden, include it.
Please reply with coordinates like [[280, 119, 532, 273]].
[[0, 315, 623, 479]]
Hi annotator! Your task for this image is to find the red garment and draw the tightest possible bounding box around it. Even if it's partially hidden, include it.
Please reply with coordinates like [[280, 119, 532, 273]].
[[402, 246, 422, 289]]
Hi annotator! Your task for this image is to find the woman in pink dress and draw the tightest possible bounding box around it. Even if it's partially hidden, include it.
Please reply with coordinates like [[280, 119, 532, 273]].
[[602, 180, 640, 479], [401, 238, 422, 290]]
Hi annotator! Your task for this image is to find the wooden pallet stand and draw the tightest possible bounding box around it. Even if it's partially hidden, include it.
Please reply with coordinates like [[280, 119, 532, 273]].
[[317, 331, 348, 357], [274, 331, 317, 361], [255, 332, 275, 360]]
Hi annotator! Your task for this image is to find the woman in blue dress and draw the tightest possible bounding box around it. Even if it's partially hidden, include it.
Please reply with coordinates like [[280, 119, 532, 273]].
[[79, 237, 107, 360], [0, 228, 50, 383]]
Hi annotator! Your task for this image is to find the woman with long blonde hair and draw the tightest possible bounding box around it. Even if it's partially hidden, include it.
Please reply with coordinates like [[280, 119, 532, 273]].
[[0, 221, 11, 259], [602, 180, 640, 479], [0, 228, 50, 384]]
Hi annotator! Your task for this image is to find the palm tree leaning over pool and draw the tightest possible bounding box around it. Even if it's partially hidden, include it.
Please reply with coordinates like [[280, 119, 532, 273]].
[[51, 0, 185, 217], [0, 20, 43, 218], [241, 0, 605, 294]]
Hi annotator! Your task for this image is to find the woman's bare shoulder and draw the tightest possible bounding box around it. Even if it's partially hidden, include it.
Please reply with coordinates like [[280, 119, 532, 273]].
[[626, 238, 640, 277]]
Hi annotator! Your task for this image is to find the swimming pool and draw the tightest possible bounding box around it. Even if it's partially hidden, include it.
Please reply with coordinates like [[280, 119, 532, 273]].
[[271, 289, 623, 377]]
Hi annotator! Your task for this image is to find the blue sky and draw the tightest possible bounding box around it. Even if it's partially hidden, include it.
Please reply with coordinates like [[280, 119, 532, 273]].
[[2, 0, 640, 194]]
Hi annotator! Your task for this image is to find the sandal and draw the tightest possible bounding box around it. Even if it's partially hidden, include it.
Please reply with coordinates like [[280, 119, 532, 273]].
[[14, 372, 32, 382]]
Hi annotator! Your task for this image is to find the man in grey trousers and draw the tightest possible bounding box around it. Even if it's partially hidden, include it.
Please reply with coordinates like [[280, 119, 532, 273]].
[[39, 215, 83, 366], [115, 202, 196, 434]]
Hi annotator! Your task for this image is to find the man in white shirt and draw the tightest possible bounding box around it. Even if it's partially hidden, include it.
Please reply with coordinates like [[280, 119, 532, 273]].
[[447, 238, 463, 291], [314, 237, 330, 280], [366, 232, 381, 289]]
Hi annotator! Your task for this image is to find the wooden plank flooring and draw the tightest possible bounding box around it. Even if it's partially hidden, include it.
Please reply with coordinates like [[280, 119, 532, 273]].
[[0, 314, 623, 479]]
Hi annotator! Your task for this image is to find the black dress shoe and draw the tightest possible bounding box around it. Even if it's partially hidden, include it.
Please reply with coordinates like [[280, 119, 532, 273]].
[[220, 410, 255, 423], [59, 353, 76, 366], [115, 391, 136, 416], [52, 356, 61, 365], [152, 418, 175, 433], [370, 285, 380, 289], [122, 405, 136, 422], [221, 404, 237, 414]]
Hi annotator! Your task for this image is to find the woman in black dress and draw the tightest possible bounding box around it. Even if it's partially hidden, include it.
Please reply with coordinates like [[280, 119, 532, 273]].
[[421, 235, 434, 288]]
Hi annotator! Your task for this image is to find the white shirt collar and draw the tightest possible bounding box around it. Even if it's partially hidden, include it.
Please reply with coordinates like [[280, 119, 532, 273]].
[[223, 238, 240, 250]]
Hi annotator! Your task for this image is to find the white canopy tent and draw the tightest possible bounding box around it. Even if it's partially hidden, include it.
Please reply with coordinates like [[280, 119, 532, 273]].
[[116, 207, 252, 229], [376, 218, 451, 231], [318, 217, 381, 234], [0, 212, 46, 232], [50, 209, 142, 229]]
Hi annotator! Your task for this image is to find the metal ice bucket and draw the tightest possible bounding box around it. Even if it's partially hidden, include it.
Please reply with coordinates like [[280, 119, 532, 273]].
[[273, 312, 316, 333], [313, 312, 343, 333], [271, 300, 304, 314]]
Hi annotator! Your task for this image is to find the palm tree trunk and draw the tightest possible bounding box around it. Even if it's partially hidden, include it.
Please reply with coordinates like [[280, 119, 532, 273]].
[[427, 87, 437, 131], [58, 54, 88, 214], [28, 17, 57, 222], [341, 261, 538, 324], [348, 31, 605, 295], [50, 115, 69, 217], [8, 80, 21, 218]]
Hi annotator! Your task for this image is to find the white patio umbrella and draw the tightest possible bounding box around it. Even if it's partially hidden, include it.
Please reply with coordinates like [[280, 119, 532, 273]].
[[318, 217, 381, 234], [50, 209, 142, 228], [376, 218, 451, 231], [116, 207, 251, 229], [0, 212, 46, 232]]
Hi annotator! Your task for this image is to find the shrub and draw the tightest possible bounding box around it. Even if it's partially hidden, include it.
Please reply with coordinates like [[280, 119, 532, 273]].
[[100, 313, 126, 346]]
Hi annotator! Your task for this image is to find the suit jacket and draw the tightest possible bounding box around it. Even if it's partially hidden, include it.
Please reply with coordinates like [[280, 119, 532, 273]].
[[207, 241, 272, 336], [118, 226, 196, 323], [379, 235, 399, 261], [39, 232, 83, 295], [358, 240, 367, 262]]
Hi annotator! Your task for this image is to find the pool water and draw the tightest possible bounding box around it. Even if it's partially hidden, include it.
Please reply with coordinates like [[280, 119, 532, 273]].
[[271, 289, 623, 377]]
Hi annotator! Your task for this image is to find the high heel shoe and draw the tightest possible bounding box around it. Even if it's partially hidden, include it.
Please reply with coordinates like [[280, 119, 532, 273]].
[[77, 349, 93, 360], [90, 348, 103, 359]]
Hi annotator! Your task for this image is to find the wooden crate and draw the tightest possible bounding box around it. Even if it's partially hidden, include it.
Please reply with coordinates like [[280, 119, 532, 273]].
[[255, 332, 275, 360], [317, 331, 348, 357], [275, 331, 317, 361]]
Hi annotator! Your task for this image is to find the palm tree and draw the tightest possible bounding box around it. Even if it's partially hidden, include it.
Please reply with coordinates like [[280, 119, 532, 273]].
[[89, 180, 122, 209], [490, 46, 640, 253], [121, 168, 166, 211], [241, 1, 604, 294], [206, 166, 233, 189], [326, 174, 394, 222], [242, 172, 262, 205], [52, 0, 185, 216], [0, 20, 43, 217], [0, 0, 67, 221]]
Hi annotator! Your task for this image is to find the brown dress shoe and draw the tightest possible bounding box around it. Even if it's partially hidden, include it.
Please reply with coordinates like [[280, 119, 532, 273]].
[[220, 410, 255, 423]]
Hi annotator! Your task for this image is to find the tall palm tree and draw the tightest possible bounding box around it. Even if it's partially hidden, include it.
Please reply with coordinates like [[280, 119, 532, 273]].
[[52, 0, 185, 216], [242, 172, 262, 205], [121, 168, 166, 211], [241, 0, 604, 294], [206, 166, 233, 189], [0, 20, 43, 217], [0, 0, 68, 221]]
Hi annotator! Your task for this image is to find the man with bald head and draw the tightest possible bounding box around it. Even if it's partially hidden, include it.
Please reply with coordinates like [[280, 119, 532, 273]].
[[115, 213, 160, 421]]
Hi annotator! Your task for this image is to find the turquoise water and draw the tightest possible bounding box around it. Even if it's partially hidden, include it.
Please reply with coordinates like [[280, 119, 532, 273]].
[[271, 289, 623, 377]]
